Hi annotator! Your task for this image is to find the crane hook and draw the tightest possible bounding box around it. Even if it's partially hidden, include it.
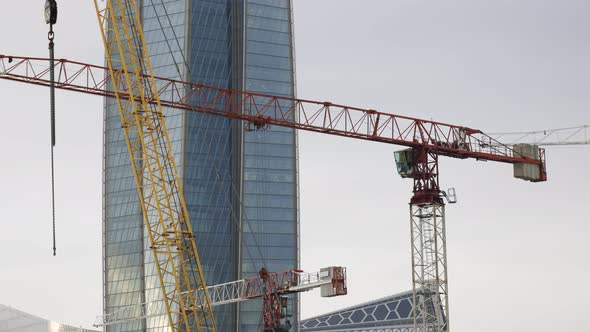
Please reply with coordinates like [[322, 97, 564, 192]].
[[45, 0, 58, 256]]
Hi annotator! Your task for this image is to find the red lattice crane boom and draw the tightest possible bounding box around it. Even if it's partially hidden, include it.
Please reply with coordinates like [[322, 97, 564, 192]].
[[0, 54, 546, 332], [95, 266, 347, 331], [0, 55, 546, 169]]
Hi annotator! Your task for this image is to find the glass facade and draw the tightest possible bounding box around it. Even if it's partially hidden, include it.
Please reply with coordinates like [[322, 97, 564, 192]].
[[240, 0, 298, 330], [143, 1, 188, 331], [103, 27, 147, 332], [103, 1, 298, 331], [185, 1, 236, 330]]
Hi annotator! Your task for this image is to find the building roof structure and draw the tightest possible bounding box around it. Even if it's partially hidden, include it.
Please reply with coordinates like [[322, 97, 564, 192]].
[[3, 291, 419, 332], [0, 304, 98, 332], [300, 291, 417, 332]]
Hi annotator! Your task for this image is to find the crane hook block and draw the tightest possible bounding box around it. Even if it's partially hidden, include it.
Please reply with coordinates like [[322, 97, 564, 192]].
[[45, 0, 58, 25]]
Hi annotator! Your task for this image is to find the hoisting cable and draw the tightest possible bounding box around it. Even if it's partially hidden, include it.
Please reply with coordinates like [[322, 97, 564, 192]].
[[45, 0, 58, 256]]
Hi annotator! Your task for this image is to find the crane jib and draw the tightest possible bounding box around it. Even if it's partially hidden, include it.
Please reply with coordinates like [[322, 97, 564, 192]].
[[0, 54, 546, 172]]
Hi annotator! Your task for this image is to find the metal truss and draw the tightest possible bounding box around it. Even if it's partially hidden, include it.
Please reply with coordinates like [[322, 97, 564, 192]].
[[1, 32, 550, 332], [93, 0, 216, 331], [342, 329, 413, 332], [95, 267, 346, 327], [410, 203, 448, 332], [488, 125, 590, 146], [0, 55, 545, 168]]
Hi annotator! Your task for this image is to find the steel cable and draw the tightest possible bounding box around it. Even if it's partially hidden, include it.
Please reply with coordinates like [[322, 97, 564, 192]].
[[49, 27, 57, 256]]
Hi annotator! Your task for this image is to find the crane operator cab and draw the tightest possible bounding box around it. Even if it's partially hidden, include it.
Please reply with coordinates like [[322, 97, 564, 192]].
[[394, 149, 414, 178]]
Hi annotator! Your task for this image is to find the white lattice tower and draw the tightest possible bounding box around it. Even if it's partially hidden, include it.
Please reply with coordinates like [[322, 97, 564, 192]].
[[410, 202, 448, 332]]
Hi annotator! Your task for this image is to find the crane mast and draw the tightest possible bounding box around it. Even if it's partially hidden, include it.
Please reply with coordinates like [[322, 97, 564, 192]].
[[0, 53, 547, 332], [92, 1, 216, 331], [407, 148, 449, 332]]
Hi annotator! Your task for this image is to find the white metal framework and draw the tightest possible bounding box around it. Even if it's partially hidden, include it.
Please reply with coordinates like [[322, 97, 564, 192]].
[[410, 203, 448, 332], [488, 125, 590, 146], [95, 267, 344, 327]]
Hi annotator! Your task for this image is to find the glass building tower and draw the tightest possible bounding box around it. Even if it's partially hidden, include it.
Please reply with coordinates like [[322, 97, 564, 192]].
[[102, 0, 299, 331]]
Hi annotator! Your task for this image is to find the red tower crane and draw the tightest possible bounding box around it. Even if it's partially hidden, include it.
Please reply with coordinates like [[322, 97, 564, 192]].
[[94, 266, 347, 331], [0, 54, 546, 332]]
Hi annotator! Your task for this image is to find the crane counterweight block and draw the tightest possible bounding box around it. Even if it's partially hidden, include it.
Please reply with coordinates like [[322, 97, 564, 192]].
[[513, 144, 547, 182]]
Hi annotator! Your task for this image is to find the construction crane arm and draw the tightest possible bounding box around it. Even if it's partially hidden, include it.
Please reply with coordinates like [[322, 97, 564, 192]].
[[94, 266, 347, 327], [91, 1, 216, 330], [0, 54, 545, 172], [488, 125, 590, 146]]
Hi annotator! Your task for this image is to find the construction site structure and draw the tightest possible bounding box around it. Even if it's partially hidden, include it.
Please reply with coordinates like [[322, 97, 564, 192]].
[[0, 54, 548, 176], [95, 266, 346, 331], [95, 0, 216, 330], [488, 125, 589, 146], [0, 51, 547, 332]]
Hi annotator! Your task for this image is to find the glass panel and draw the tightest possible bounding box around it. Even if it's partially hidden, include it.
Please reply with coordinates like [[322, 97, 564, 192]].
[[241, 1, 298, 330]]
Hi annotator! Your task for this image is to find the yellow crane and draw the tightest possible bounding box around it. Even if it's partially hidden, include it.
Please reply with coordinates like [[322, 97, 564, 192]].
[[93, 0, 216, 330]]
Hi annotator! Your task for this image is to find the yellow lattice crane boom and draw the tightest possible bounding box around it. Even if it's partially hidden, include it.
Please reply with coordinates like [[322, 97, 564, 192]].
[[93, 0, 217, 330]]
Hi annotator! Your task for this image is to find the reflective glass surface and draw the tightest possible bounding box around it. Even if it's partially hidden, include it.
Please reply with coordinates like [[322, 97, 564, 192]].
[[240, 0, 298, 330], [104, 1, 187, 331], [142, 1, 187, 331], [103, 16, 147, 332], [103, 1, 298, 331], [185, 0, 236, 330]]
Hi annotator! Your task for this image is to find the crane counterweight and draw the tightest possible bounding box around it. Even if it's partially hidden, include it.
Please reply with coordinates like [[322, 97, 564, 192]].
[[513, 144, 546, 182]]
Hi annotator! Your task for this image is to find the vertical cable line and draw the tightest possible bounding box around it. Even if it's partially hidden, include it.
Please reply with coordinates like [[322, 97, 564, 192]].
[[48, 23, 57, 256]]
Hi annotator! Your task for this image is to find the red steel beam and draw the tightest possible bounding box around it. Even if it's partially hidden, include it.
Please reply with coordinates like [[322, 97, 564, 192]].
[[0, 54, 545, 169]]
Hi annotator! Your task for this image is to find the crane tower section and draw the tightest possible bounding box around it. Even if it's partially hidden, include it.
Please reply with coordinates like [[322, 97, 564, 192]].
[[93, 1, 216, 331], [396, 140, 543, 332]]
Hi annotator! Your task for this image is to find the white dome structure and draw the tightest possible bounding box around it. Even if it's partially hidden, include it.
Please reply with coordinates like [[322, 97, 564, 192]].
[[0, 304, 99, 332]]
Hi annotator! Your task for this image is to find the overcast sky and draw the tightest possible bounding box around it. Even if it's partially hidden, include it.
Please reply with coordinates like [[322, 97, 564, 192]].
[[1, 1, 589, 331]]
